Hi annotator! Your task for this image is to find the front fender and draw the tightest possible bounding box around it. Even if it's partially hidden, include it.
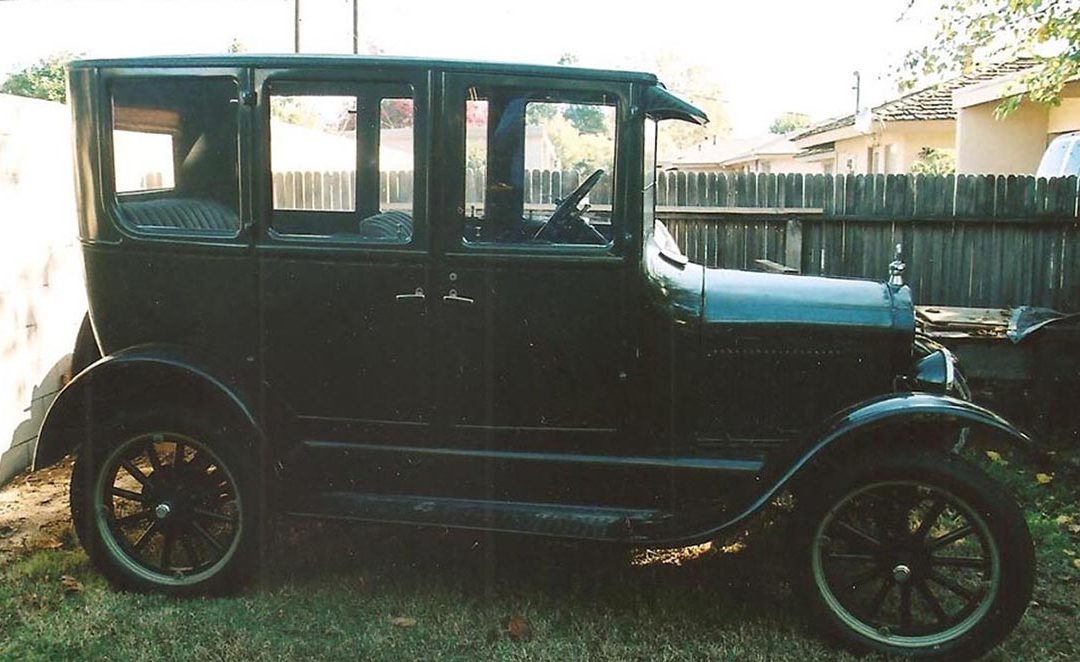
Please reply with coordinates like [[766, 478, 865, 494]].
[[33, 344, 264, 470], [776, 393, 1041, 484], [654, 393, 1037, 547]]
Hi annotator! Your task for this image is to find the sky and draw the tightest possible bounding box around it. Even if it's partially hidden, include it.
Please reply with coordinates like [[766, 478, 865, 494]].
[[0, 0, 942, 135]]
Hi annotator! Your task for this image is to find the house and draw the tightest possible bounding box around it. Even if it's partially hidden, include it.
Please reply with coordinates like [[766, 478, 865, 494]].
[[793, 61, 1035, 175], [953, 71, 1080, 174], [663, 134, 818, 174]]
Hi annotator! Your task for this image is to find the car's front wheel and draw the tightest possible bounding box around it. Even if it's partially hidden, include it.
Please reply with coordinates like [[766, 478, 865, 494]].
[[70, 408, 258, 595], [797, 451, 1034, 660]]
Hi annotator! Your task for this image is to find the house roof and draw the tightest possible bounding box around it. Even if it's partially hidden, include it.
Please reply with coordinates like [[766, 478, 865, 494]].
[[666, 133, 799, 167], [794, 59, 1038, 142]]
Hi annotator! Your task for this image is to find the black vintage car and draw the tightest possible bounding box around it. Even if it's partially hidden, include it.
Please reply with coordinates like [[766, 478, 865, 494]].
[[41, 55, 1034, 659]]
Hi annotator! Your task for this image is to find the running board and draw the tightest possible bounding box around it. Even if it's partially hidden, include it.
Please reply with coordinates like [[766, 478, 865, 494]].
[[285, 493, 668, 542]]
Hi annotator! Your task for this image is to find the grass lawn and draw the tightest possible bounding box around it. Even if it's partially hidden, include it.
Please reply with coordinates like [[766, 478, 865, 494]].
[[0, 449, 1077, 661]]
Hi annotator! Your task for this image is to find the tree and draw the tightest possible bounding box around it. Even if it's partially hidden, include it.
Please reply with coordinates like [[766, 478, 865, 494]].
[[562, 104, 607, 134], [909, 147, 957, 175], [901, 0, 1080, 114], [647, 53, 730, 160], [769, 111, 811, 135], [1, 52, 75, 103]]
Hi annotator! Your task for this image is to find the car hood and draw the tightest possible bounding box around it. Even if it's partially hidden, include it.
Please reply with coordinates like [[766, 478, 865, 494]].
[[703, 268, 913, 333]]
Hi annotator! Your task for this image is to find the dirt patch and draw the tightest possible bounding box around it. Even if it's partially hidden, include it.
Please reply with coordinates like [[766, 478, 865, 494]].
[[0, 456, 76, 563]]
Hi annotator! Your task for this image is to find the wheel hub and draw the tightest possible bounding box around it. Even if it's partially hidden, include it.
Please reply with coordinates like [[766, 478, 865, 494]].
[[154, 503, 172, 520], [892, 563, 913, 583]]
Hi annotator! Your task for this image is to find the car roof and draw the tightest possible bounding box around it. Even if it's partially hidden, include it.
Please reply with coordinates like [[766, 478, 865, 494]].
[[69, 54, 659, 84]]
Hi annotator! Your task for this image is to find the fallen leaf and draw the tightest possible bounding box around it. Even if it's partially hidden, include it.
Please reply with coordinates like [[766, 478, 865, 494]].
[[1035, 473, 1054, 485], [37, 538, 63, 550], [1055, 515, 1074, 526], [985, 450, 1003, 463], [1074, 558, 1080, 570], [1069, 524, 1080, 534], [504, 616, 533, 642], [59, 575, 84, 593], [390, 617, 416, 628], [1065, 549, 1076, 557]]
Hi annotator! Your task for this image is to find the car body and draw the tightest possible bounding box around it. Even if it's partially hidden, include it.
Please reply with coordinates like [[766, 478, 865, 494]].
[[40, 55, 1034, 659], [1036, 131, 1080, 178]]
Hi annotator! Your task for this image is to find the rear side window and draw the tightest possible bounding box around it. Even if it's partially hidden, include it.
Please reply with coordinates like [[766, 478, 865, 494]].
[[268, 83, 416, 245], [110, 76, 241, 235]]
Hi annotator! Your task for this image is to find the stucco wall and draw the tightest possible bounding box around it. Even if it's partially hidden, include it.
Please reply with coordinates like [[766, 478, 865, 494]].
[[1048, 96, 1080, 135], [0, 94, 85, 485], [956, 99, 1049, 174], [833, 122, 954, 175]]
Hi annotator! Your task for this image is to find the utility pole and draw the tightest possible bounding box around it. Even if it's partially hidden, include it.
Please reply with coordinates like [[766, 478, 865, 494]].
[[294, 0, 301, 54], [352, 0, 359, 55], [852, 70, 861, 114]]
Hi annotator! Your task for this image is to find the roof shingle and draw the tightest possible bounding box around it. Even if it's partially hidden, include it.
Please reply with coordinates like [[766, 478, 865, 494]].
[[794, 59, 1037, 141]]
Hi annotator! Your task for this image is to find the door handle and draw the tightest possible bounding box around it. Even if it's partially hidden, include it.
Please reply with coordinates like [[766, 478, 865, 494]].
[[442, 289, 475, 305], [395, 287, 425, 301]]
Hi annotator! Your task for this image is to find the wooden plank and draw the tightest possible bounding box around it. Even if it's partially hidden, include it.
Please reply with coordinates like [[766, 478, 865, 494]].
[[822, 174, 835, 216], [706, 172, 719, 206], [784, 218, 803, 272], [714, 173, 727, 209], [303, 171, 316, 209]]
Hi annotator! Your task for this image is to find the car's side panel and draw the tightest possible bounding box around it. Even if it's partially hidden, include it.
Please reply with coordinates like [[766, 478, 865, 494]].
[[34, 345, 266, 470]]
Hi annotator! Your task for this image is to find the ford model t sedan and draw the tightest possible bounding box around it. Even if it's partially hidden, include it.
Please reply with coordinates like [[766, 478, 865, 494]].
[[40, 55, 1034, 658]]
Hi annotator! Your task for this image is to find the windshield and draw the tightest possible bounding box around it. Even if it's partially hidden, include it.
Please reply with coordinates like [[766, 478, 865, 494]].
[[1037, 134, 1079, 178], [644, 116, 687, 262]]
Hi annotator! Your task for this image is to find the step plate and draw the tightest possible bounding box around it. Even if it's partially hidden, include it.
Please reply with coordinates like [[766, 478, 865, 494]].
[[285, 492, 664, 541]]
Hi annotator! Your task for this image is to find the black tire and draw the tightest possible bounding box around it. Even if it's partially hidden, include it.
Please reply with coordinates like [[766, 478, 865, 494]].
[[70, 407, 259, 595], [794, 451, 1034, 660]]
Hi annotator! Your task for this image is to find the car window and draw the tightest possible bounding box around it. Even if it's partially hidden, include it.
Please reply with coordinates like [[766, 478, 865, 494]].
[[462, 87, 616, 248], [110, 76, 241, 235], [268, 84, 416, 244]]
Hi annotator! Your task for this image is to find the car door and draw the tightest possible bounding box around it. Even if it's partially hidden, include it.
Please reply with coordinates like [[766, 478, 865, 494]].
[[433, 72, 655, 507], [255, 68, 438, 490]]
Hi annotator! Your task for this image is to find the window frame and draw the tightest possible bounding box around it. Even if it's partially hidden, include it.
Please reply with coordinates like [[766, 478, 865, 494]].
[[101, 68, 247, 243], [441, 72, 633, 259], [258, 74, 426, 251]]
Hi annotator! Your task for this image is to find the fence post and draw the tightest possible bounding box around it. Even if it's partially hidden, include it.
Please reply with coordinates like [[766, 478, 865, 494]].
[[785, 218, 803, 272]]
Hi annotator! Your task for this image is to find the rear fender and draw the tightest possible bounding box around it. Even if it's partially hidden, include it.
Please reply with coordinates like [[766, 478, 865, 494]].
[[33, 344, 266, 470]]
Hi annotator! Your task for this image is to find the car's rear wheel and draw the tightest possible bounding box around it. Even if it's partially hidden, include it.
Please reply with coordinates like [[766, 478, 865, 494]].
[[71, 408, 257, 595], [796, 451, 1033, 659]]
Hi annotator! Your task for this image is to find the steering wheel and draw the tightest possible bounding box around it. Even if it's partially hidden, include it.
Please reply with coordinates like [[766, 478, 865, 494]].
[[533, 169, 604, 241]]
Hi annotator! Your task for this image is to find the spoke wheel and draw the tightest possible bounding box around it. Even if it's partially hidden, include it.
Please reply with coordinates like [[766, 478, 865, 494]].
[[811, 481, 998, 649], [71, 408, 257, 595], [797, 452, 1033, 660], [94, 433, 243, 586]]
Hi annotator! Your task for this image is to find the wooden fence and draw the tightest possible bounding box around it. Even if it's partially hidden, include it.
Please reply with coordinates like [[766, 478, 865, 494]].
[[272, 168, 1080, 311], [655, 172, 1080, 311]]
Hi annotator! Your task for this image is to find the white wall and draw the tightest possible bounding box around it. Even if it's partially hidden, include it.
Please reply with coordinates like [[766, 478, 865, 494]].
[[0, 94, 85, 485], [956, 100, 1049, 174]]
